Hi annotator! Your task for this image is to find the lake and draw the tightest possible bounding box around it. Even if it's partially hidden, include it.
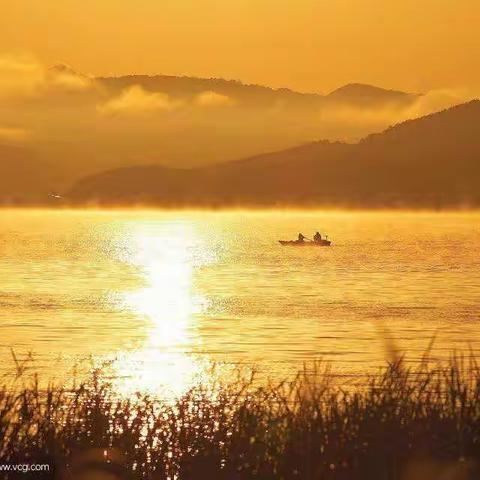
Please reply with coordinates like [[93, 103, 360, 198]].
[[1, 209, 480, 396]]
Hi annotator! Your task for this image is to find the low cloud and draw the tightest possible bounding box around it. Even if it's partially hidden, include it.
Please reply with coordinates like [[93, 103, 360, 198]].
[[0, 54, 94, 99], [317, 88, 480, 140], [0, 126, 31, 142], [99, 85, 181, 115], [0, 54, 44, 98], [401, 89, 478, 119], [194, 91, 235, 107], [47, 65, 94, 92], [100, 88, 235, 115]]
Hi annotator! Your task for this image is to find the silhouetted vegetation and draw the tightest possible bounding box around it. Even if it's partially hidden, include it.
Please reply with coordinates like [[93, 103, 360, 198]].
[[2, 357, 480, 479]]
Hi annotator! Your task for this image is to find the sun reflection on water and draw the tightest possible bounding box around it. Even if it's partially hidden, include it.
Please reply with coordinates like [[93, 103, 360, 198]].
[[110, 221, 213, 398]]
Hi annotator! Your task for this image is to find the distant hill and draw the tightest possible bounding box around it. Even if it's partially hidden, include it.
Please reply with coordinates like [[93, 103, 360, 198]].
[[0, 64, 426, 196], [97, 75, 324, 109], [327, 83, 416, 107], [69, 100, 480, 208], [97, 75, 417, 110]]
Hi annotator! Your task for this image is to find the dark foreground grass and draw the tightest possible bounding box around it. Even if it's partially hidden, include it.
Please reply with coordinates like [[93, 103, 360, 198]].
[[1, 358, 480, 479]]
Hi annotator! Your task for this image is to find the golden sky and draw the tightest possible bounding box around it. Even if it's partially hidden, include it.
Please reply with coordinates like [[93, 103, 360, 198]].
[[1, 0, 479, 93]]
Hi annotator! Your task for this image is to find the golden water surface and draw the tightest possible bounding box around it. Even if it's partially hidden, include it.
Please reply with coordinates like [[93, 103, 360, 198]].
[[1, 209, 480, 396]]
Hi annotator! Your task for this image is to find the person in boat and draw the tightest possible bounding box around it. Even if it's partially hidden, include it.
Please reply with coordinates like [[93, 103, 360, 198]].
[[297, 233, 306, 243], [313, 231, 322, 242]]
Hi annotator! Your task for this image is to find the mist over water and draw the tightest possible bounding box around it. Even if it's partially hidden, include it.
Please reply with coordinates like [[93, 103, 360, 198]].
[[1, 209, 479, 396]]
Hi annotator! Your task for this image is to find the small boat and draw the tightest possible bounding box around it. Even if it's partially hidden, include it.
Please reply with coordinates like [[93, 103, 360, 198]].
[[279, 239, 331, 247]]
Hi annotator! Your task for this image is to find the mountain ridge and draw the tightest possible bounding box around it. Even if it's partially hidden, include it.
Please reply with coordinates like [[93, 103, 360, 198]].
[[68, 100, 480, 208], [97, 74, 417, 108]]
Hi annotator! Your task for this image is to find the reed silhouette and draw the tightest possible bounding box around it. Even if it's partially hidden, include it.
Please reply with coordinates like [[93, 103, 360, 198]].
[[1, 355, 480, 479]]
